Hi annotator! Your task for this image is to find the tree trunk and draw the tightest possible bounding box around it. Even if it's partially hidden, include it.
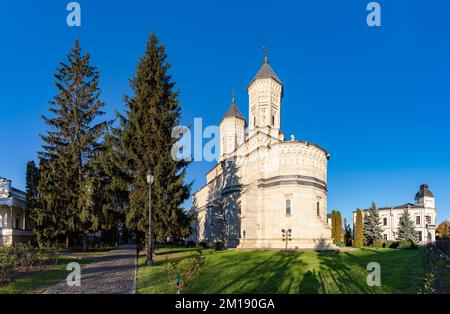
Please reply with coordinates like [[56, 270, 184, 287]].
[[65, 233, 70, 248]]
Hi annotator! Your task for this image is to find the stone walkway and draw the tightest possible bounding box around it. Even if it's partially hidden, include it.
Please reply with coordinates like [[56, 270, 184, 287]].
[[44, 245, 138, 294]]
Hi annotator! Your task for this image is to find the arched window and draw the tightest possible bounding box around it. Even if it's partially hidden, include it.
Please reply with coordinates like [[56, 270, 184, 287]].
[[286, 200, 291, 216], [317, 202, 320, 217]]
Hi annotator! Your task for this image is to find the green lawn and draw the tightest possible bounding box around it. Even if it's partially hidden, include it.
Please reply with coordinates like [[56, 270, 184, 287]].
[[138, 247, 427, 294], [0, 256, 88, 294]]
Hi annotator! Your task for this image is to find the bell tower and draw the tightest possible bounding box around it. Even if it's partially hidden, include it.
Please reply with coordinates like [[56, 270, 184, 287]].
[[219, 96, 246, 160], [248, 50, 283, 139]]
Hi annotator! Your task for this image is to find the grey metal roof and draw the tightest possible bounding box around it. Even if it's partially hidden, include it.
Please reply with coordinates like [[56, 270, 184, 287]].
[[249, 59, 282, 86], [415, 184, 434, 199]]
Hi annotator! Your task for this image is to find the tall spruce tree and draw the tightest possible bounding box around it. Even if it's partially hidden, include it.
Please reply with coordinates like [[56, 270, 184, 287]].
[[119, 33, 192, 245], [363, 202, 383, 246], [354, 209, 364, 248], [397, 209, 417, 242], [25, 161, 40, 210], [36, 40, 108, 250]]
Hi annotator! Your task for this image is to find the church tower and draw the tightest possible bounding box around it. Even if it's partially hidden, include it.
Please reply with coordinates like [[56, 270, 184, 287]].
[[248, 52, 283, 139], [220, 97, 246, 160], [414, 184, 435, 208]]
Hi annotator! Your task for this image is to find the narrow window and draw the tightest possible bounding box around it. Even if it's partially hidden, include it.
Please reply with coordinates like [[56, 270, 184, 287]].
[[316, 202, 320, 217], [272, 115, 275, 126], [383, 234, 387, 241], [425, 215, 431, 224], [383, 218, 387, 226], [253, 117, 256, 127], [286, 200, 291, 216], [416, 216, 420, 225]]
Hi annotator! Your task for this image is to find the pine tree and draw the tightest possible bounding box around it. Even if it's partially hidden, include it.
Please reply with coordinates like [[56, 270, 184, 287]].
[[363, 202, 383, 246], [354, 209, 364, 248], [397, 209, 417, 242], [36, 40, 108, 250], [119, 33, 192, 245]]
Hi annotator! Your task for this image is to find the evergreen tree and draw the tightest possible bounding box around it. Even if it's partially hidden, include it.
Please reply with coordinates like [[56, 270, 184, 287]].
[[444, 223, 449, 239], [397, 209, 417, 242], [363, 202, 383, 246], [335, 211, 343, 245], [25, 161, 40, 211], [331, 210, 336, 242], [118, 33, 192, 245], [354, 209, 364, 248], [35, 40, 108, 250], [344, 223, 353, 246]]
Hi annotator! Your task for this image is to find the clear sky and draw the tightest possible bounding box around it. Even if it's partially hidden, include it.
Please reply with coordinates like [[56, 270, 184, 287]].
[[1, 0, 449, 223]]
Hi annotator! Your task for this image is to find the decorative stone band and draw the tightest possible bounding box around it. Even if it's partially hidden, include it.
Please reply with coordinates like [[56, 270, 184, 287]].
[[256, 175, 327, 192]]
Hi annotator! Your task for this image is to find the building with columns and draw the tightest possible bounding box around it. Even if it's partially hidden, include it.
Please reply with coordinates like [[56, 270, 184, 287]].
[[0, 177, 33, 246], [190, 55, 336, 250], [352, 184, 437, 244]]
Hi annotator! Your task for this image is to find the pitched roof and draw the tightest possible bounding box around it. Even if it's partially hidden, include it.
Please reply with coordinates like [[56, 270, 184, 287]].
[[249, 58, 282, 86], [223, 99, 246, 121]]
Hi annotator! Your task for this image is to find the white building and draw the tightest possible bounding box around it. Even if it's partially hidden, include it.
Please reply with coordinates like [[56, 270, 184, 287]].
[[190, 55, 335, 250], [352, 184, 437, 244], [0, 177, 33, 246]]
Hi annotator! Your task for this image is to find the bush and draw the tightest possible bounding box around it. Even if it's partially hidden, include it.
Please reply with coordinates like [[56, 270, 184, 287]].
[[198, 242, 209, 249], [214, 241, 225, 251], [374, 239, 384, 248], [383, 240, 399, 248], [186, 241, 196, 248], [398, 239, 417, 249], [0, 244, 38, 282]]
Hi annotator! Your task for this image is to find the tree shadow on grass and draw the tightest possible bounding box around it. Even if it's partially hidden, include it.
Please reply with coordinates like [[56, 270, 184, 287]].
[[189, 251, 308, 294]]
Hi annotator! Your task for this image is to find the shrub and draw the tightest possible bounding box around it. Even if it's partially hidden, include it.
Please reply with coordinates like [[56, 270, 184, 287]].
[[374, 239, 384, 248], [0, 244, 38, 282], [384, 240, 399, 249], [198, 242, 209, 249], [419, 245, 448, 294], [214, 241, 225, 251], [186, 241, 196, 248], [398, 239, 417, 249]]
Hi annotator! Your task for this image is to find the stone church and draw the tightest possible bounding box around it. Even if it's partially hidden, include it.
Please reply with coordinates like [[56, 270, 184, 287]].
[[190, 55, 335, 249]]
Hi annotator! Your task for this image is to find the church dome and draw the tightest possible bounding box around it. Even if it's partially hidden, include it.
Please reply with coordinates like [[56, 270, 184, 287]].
[[415, 184, 434, 200]]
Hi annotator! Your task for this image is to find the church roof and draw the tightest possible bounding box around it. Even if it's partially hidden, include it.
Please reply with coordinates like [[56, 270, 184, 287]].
[[415, 184, 434, 199], [249, 57, 282, 86], [223, 99, 246, 121]]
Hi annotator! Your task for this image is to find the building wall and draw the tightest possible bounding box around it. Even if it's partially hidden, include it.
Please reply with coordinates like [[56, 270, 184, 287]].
[[352, 206, 437, 243]]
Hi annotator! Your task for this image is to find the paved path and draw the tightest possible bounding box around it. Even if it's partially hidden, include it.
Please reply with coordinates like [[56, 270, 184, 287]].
[[44, 245, 138, 294]]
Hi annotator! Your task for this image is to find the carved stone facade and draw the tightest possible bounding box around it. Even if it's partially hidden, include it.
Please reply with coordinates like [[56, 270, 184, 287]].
[[191, 57, 335, 250]]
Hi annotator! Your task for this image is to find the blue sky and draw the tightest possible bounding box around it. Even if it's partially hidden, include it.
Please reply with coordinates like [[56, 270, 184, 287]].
[[1, 0, 449, 223]]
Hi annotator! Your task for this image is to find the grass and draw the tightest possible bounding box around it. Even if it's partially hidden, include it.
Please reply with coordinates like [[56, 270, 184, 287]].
[[137, 247, 428, 294], [0, 255, 89, 294]]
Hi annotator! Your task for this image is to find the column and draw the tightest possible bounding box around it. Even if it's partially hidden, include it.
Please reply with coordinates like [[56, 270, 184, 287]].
[[10, 206, 13, 229], [23, 207, 26, 230]]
